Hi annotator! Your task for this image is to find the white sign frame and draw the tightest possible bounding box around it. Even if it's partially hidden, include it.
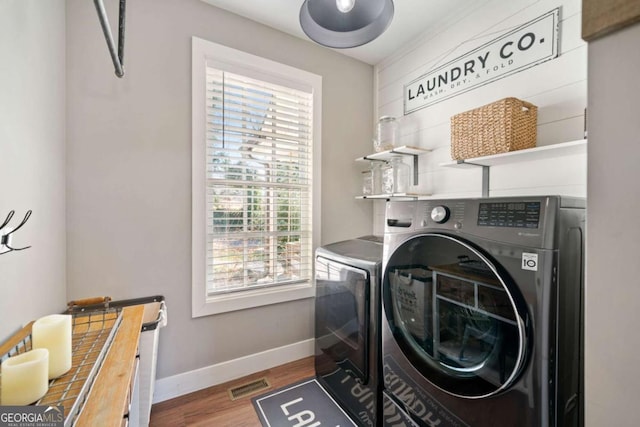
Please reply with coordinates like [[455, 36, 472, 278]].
[[404, 8, 560, 115]]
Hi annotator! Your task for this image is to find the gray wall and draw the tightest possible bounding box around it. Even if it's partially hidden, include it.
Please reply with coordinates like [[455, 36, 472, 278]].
[[65, 0, 373, 378], [0, 0, 67, 341], [586, 22, 640, 426]]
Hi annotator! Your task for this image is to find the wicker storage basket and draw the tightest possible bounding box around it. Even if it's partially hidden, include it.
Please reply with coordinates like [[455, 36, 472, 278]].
[[451, 97, 537, 160]]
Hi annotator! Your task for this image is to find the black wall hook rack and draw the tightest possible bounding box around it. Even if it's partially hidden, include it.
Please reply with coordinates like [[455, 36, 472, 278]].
[[1, 210, 32, 255], [94, 0, 127, 78]]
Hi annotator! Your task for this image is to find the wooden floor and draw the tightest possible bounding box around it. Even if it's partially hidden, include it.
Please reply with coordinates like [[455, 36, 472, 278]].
[[149, 356, 315, 427]]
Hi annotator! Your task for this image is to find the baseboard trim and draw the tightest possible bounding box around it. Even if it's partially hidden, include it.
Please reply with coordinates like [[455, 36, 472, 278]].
[[153, 338, 315, 404]]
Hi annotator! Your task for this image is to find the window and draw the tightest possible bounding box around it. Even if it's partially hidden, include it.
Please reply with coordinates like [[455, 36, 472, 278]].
[[192, 37, 322, 317]]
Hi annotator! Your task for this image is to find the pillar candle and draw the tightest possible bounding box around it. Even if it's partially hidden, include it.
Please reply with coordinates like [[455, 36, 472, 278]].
[[0, 348, 49, 405], [32, 314, 72, 379]]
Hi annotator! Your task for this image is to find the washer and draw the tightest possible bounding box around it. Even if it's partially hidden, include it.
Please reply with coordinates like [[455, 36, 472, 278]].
[[381, 196, 585, 427], [315, 235, 383, 426]]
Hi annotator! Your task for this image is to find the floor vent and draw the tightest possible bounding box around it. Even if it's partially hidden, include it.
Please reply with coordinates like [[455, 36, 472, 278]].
[[228, 377, 271, 400]]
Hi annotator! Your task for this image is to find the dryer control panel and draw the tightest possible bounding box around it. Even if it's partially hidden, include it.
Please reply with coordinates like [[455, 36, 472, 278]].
[[477, 201, 541, 228], [385, 196, 583, 249]]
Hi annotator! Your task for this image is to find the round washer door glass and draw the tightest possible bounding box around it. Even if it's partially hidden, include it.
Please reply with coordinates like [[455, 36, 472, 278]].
[[383, 233, 529, 398]]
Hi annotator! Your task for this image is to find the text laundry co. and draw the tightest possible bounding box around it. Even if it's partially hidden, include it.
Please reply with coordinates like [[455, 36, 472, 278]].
[[404, 9, 560, 114]]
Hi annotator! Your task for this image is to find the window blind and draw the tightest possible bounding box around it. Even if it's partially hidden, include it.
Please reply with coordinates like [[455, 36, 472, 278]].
[[205, 66, 313, 295]]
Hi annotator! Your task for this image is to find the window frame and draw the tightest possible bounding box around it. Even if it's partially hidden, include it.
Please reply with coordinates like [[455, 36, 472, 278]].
[[192, 37, 322, 317]]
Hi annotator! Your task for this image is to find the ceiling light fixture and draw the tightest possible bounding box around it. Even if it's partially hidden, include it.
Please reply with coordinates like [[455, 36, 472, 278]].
[[300, 0, 394, 49]]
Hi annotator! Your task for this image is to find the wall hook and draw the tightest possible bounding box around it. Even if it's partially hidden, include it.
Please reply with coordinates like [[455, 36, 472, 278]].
[[1, 210, 33, 255], [0, 210, 15, 230], [94, 0, 127, 78]]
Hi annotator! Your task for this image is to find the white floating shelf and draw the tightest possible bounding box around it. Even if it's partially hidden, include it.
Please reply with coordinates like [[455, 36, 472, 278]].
[[438, 139, 587, 197], [440, 139, 586, 168], [356, 145, 431, 162]]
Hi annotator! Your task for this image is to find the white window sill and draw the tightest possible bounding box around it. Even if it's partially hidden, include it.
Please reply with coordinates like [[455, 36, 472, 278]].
[[192, 281, 315, 317]]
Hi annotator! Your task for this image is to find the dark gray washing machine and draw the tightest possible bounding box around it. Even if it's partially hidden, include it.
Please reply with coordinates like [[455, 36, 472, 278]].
[[381, 196, 585, 427], [315, 235, 383, 426]]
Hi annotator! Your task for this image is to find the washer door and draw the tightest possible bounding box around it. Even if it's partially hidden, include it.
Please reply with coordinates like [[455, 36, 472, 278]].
[[383, 233, 530, 398]]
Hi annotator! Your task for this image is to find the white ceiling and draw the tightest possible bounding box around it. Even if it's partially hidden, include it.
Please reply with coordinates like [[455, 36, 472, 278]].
[[200, 0, 471, 65]]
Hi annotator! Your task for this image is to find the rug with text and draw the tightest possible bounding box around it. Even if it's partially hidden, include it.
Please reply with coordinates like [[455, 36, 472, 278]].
[[252, 378, 357, 427]]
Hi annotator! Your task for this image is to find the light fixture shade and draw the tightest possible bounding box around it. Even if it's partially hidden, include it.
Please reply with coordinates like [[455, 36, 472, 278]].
[[300, 0, 394, 49]]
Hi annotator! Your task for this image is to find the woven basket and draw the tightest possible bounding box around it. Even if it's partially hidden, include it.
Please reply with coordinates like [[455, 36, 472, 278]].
[[450, 97, 537, 160]]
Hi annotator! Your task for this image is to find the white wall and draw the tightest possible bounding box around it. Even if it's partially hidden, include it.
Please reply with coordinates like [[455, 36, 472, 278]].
[[0, 0, 67, 341], [586, 22, 640, 427], [65, 0, 373, 388], [372, 0, 587, 234]]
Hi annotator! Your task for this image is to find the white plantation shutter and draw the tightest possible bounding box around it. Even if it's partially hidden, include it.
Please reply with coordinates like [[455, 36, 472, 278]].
[[205, 66, 313, 295]]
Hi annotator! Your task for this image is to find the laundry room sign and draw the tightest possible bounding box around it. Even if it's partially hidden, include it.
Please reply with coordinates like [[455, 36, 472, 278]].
[[404, 8, 560, 114]]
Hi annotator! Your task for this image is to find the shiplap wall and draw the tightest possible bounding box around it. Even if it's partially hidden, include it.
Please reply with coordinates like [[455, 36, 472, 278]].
[[371, 0, 587, 234]]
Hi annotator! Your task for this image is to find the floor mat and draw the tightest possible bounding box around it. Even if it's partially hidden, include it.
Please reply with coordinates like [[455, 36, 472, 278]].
[[252, 378, 357, 427]]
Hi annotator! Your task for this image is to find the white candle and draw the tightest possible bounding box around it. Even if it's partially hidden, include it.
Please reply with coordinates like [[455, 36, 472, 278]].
[[0, 348, 49, 405], [32, 314, 72, 379]]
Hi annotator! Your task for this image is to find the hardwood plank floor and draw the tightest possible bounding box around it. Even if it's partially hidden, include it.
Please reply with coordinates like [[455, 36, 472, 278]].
[[149, 356, 315, 427]]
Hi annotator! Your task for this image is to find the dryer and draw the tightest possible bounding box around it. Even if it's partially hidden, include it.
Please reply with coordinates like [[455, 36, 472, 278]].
[[315, 235, 383, 426], [381, 196, 584, 427]]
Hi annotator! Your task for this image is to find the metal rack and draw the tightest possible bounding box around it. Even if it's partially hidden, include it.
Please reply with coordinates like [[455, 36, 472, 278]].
[[94, 0, 127, 78], [0, 310, 123, 427]]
